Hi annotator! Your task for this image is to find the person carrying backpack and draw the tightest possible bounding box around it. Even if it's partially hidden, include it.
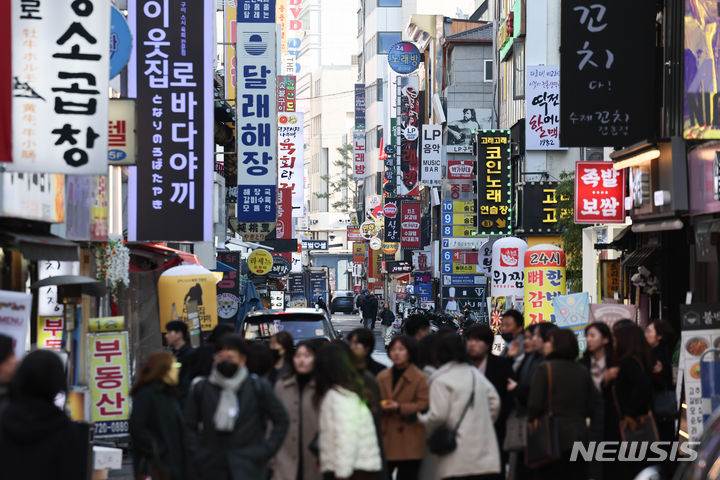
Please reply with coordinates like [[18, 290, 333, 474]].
[[185, 335, 289, 479]]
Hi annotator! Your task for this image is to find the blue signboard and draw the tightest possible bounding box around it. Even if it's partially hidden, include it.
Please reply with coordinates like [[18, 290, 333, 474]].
[[388, 42, 421, 74], [238, 0, 276, 23], [110, 6, 132, 79]]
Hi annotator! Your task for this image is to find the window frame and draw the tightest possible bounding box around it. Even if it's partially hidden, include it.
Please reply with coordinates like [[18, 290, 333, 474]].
[[377, 0, 402, 6], [377, 31, 402, 55], [484, 59, 493, 82], [512, 39, 525, 99]]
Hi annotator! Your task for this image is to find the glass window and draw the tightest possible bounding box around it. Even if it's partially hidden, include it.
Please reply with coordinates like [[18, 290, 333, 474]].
[[377, 78, 383, 102], [378, 0, 401, 6], [513, 39, 525, 99], [484, 59, 493, 82], [378, 32, 402, 55]]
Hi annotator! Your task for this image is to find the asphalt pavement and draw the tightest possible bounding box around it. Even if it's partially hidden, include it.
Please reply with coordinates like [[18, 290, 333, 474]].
[[330, 312, 391, 367]]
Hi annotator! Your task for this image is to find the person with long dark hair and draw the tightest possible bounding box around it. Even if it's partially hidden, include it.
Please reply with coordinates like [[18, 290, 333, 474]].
[[315, 343, 382, 480], [377, 336, 429, 480], [272, 339, 323, 480], [269, 331, 295, 385], [645, 319, 677, 442], [130, 351, 186, 480], [580, 322, 613, 391], [0, 350, 90, 480]]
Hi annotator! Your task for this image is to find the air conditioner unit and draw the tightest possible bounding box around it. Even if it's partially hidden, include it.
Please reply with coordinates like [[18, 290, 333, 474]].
[[581, 147, 604, 161]]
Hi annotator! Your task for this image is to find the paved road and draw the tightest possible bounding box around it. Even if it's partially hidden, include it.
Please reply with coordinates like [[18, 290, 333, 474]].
[[330, 312, 391, 367]]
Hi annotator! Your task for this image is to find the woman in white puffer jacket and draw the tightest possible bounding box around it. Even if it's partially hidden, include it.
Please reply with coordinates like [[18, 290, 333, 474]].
[[315, 343, 382, 480]]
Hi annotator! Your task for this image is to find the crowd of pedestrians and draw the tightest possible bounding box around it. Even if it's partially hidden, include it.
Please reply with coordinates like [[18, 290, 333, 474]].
[[0, 306, 681, 480]]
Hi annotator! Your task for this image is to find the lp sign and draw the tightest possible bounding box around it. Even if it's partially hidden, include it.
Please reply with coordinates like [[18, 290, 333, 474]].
[[421, 125, 442, 187]]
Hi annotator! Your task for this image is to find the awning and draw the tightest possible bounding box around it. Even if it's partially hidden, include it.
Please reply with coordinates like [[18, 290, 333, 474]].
[[129, 243, 200, 272], [594, 225, 634, 251], [621, 246, 660, 268], [0, 231, 79, 261], [213, 261, 236, 272], [30, 275, 106, 297]]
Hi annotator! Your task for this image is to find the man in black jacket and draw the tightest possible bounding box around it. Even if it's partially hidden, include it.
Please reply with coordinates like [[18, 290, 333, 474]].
[[185, 335, 289, 479], [362, 293, 379, 330], [166, 320, 194, 406], [347, 328, 386, 376]]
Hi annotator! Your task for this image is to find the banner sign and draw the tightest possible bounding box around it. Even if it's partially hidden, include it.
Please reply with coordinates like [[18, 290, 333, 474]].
[[421, 125, 442, 186], [386, 261, 413, 274], [108, 99, 136, 165], [447, 160, 475, 180], [526, 65, 562, 150], [476, 130, 512, 235], [491, 237, 527, 299], [37, 316, 64, 351], [384, 198, 400, 242], [353, 131, 366, 180], [441, 284, 487, 317], [0, 290, 31, 359], [301, 239, 328, 251], [10, 1, 110, 174], [89, 332, 130, 437], [129, 0, 213, 241], [276, 187, 293, 240], [560, 0, 656, 146], [574, 161, 625, 223], [217, 251, 241, 323], [446, 108, 492, 153], [523, 245, 566, 326], [553, 292, 591, 352], [520, 181, 561, 234], [400, 200, 421, 249], [398, 75, 420, 196], [277, 75, 296, 112], [354, 83, 365, 131], [236, 4, 277, 226], [158, 266, 218, 332], [352, 242, 366, 263], [278, 112, 304, 217]]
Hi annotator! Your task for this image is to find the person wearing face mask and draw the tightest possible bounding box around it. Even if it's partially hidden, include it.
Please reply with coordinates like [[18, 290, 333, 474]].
[[185, 334, 289, 480], [269, 331, 295, 386], [0, 349, 90, 480], [130, 351, 186, 480], [272, 339, 323, 480]]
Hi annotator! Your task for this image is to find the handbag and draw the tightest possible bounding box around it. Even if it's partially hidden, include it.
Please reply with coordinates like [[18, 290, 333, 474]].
[[427, 368, 476, 456], [525, 362, 561, 468], [652, 390, 677, 418], [502, 410, 527, 452], [613, 385, 660, 443]]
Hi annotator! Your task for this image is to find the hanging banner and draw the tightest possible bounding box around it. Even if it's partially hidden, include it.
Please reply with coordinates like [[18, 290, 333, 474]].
[[574, 161, 626, 223], [0, 290, 31, 359], [560, 0, 656, 146], [398, 75, 420, 196], [217, 251, 241, 323], [421, 125, 442, 186], [355, 83, 365, 131], [523, 244, 566, 326], [526, 65, 563, 150], [278, 112, 304, 217], [89, 332, 130, 437], [108, 99, 136, 166], [10, 1, 110, 174], [277, 75, 296, 112], [158, 265, 218, 332], [235, 2, 278, 229], [552, 292, 591, 352], [400, 201, 421, 249], [477, 130, 512, 235], [129, 0, 214, 241], [353, 131, 366, 180]]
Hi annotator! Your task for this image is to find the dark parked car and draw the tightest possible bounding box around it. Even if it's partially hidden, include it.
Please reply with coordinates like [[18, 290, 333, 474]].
[[330, 290, 355, 314], [239, 308, 342, 343]]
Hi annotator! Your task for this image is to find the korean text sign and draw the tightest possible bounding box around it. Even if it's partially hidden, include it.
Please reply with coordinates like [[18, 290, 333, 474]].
[[129, 0, 214, 241], [397, 75, 420, 196], [89, 332, 130, 437], [526, 66, 562, 150], [355, 84, 365, 131], [400, 201, 421, 249], [574, 161, 625, 223], [523, 245, 566, 326], [0, 290, 31, 359], [277, 75, 296, 112], [353, 131, 366, 180], [10, 1, 110, 174], [476, 130, 512, 235], [560, 0, 656, 147], [236, 2, 278, 224], [421, 125, 442, 186], [278, 112, 304, 216]]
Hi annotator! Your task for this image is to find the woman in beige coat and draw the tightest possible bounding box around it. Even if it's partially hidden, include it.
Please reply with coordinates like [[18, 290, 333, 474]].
[[272, 340, 322, 480], [420, 333, 501, 480], [377, 336, 429, 480]]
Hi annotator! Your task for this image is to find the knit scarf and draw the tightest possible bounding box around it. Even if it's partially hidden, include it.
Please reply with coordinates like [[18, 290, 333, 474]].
[[208, 365, 248, 432]]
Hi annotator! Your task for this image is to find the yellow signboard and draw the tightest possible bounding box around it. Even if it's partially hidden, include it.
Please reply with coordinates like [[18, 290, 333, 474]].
[[453, 264, 478, 274], [223, 2, 236, 109], [88, 332, 130, 437], [451, 201, 475, 213], [37, 316, 63, 351], [248, 249, 273, 275], [158, 268, 219, 332], [88, 316, 125, 333], [452, 226, 478, 237]]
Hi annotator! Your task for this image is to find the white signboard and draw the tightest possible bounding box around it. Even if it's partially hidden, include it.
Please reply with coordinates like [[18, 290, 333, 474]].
[[10, 1, 110, 174], [445, 108, 492, 153], [421, 125, 442, 187], [442, 236, 489, 250], [278, 112, 304, 218], [525, 66, 563, 150], [353, 131, 366, 180], [107, 99, 136, 166], [0, 172, 66, 223], [37, 260, 80, 317], [491, 237, 527, 299], [0, 290, 32, 359]]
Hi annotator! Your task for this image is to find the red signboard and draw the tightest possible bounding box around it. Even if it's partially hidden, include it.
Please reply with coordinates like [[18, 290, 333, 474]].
[[447, 160, 475, 180], [400, 201, 421, 248], [574, 161, 625, 224]]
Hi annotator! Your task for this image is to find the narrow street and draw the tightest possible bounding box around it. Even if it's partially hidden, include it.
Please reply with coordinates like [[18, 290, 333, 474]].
[[330, 313, 391, 368]]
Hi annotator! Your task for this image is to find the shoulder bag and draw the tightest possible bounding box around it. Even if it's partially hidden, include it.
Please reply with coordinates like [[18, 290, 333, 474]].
[[427, 367, 476, 455], [612, 385, 660, 443], [525, 362, 561, 468], [503, 408, 527, 452]]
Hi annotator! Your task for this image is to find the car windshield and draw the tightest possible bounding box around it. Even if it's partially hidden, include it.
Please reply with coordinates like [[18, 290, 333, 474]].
[[242, 314, 328, 341]]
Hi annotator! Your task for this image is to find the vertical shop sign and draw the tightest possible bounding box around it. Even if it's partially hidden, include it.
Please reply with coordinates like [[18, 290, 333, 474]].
[[520, 182, 562, 234], [355, 83, 365, 131], [0, 0, 9, 162], [277, 75, 296, 112], [574, 161, 625, 223], [560, 0, 656, 147], [129, 0, 213, 241], [400, 201, 421, 249], [526, 66, 562, 150], [10, 1, 110, 174], [477, 130, 512, 235], [276, 0, 287, 55], [278, 112, 304, 217], [276, 186, 293, 239], [216, 251, 241, 324], [89, 332, 130, 437], [37, 316, 64, 351], [384, 198, 401, 243], [490, 237, 527, 328], [108, 99, 136, 166], [353, 131, 366, 180], [523, 245, 566, 326], [235, 1, 277, 230], [421, 125, 442, 186], [0, 290, 31, 359], [286, 0, 301, 74], [398, 76, 420, 196], [224, 0, 237, 111]]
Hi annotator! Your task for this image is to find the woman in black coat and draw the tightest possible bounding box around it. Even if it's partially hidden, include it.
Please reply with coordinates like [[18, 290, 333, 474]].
[[130, 351, 186, 480], [0, 350, 90, 480], [645, 319, 676, 441]]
